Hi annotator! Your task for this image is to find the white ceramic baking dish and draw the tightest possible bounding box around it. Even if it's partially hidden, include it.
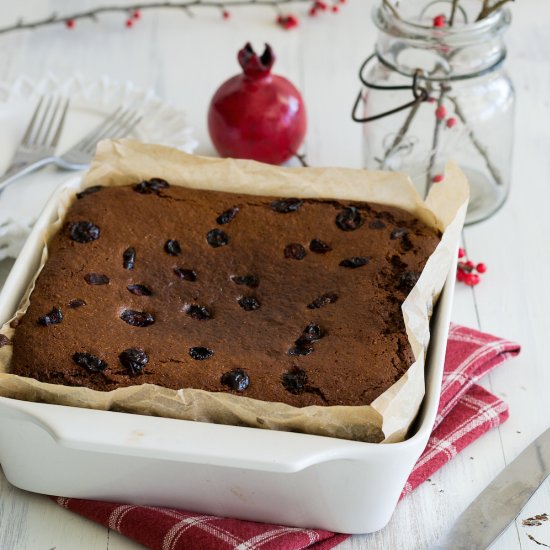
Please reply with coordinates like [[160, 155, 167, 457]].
[[0, 176, 456, 535]]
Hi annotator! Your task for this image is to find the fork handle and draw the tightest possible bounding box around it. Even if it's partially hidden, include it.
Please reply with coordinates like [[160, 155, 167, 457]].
[[0, 157, 56, 194]]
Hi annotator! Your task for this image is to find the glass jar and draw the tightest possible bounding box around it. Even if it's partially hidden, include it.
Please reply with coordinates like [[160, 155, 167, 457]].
[[353, 1, 515, 224]]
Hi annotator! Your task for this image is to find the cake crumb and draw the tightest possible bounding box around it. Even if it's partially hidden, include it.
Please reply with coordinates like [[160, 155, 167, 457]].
[[526, 534, 550, 547], [0, 334, 12, 347], [523, 513, 548, 527]]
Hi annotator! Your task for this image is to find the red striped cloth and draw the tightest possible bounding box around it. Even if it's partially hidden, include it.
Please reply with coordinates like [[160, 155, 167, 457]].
[[53, 324, 520, 550]]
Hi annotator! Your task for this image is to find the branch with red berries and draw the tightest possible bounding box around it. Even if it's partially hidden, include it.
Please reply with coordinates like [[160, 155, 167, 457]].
[[0, 0, 346, 35], [379, 0, 512, 193], [457, 247, 487, 287], [385, 0, 514, 23]]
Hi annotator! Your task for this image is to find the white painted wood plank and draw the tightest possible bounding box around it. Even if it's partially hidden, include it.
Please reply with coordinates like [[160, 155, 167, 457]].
[[298, 0, 371, 168], [0, 467, 111, 550]]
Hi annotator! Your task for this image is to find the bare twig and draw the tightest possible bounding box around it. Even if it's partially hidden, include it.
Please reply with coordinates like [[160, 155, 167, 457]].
[[526, 534, 550, 548], [425, 85, 448, 194], [0, 0, 316, 35], [479, 0, 491, 16], [294, 152, 309, 167], [447, 95, 503, 185], [380, 97, 424, 168], [449, 0, 460, 25], [476, 0, 514, 20], [382, 0, 401, 19], [364, 0, 509, 197]]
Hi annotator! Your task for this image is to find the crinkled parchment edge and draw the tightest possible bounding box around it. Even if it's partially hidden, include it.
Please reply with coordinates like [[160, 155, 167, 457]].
[[0, 140, 468, 443]]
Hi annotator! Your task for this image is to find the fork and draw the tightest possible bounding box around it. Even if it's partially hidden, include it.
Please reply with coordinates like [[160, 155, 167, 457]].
[[0, 104, 141, 194], [55, 107, 142, 171], [0, 95, 69, 194]]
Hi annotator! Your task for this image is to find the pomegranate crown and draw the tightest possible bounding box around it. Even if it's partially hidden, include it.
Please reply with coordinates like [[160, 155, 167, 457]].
[[237, 42, 275, 77]]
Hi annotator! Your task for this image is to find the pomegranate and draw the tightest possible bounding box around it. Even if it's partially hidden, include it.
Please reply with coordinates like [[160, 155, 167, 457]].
[[208, 42, 307, 165]]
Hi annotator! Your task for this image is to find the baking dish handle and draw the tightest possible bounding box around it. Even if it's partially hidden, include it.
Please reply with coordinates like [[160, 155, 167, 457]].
[[0, 397, 386, 473]]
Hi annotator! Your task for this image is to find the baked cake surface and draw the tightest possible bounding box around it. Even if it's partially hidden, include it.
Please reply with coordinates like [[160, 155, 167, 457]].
[[10, 180, 441, 407]]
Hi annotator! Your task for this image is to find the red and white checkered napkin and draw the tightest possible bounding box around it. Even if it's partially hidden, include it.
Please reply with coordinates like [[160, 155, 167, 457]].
[[53, 324, 520, 550]]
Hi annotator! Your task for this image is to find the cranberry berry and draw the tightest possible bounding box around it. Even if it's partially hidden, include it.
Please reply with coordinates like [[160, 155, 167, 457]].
[[281, 366, 308, 394], [335, 206, 363, 231], [164, 239, 181, 256], [206, 228, 229, 248], [270, 198, 303, 213], [309, 239, 332, 254], [123, 247, 136, 270], [307, 292, 338, 309], [120, 309, 155, 327], [72, 352, 107, 372], [119, 348, 148, 375], [231, 274, 259, 288], [189, 347, 214, 360], [216, 206, 240, 225], [84, 273, 110, 285], [69, 221, 100, 243], [38, 306, 63, 326], [127, 284, 153, 296], [284, 243, 306, 260], [221, 368, 249, 391]]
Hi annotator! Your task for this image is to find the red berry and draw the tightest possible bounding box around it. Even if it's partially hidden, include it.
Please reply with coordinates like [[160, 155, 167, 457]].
[[458, 247, 466, 258], [476, 262, 487, 273], [316, 1, 328, 10], [466, 260, 475, 269], [472, 274, 480, 285], [433, 14, 446, 27], [435, 105, 447, 120], [65, 19, 75, 29], [456, 269, 465, 282], [278, 15, 299, 29], [132, 10, 141, 19], [288, 15, 299, 27], [332, 5, 339, 12], [309, 7, 317, 16], [432, 174, 444, 183], [126, 19, 133, 28], [446, 117, 457, 128], [222, 10, 230, 19], [340, 0, 347, 3]]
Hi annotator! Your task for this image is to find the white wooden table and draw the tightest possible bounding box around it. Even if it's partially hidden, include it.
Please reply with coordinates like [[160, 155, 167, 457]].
[[0, 1, 548, 549]]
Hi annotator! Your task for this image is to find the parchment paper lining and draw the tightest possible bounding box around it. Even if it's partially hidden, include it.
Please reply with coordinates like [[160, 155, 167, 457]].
[[0, 140, 469, 443]]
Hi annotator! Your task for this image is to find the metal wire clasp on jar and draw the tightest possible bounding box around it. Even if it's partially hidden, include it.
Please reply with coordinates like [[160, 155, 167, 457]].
[[352, 0, 515, 224]]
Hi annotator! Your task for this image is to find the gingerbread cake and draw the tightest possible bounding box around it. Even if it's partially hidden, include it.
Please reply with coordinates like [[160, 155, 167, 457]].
[[10, 179, 441, 407]]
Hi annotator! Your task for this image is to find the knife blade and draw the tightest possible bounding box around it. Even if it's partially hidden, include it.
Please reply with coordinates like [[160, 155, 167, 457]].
[[433, 426, 550, 550]]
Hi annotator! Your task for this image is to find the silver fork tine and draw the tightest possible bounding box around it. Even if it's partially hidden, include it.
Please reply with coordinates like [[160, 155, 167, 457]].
[[20, 96, 44, 146], [75, 108, 138, 154], [93, 108, 138, 140], [55, 105, 141, 171], [76, 106, 124, 151], [51, 98, 70, 149], [0, 93, 70, 191], [34, 96, 55, 146], [111, 112, 142, 139], [40, 97, 61, 147], [83, 111, 142, 154]]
